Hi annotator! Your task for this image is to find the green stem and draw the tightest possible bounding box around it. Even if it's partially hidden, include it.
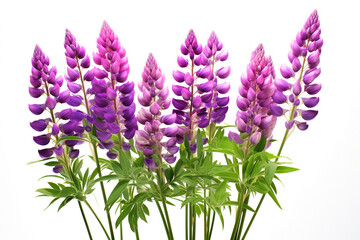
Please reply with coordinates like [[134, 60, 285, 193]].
[[157, 170, 174, 240], [91, 130, 115, 240], [120, 217, 123, 240], [203, 188, 207, 240], [236, 196, 249, 240], [156, 200, 170, 239], [192, 203, 196, 240], [208, 210, 215, 239], [241, 195, 265, 240], [189, 203, 193, 240], [84, 200, 111, 240], [231, 188, 245, 240], [186, 203, 189, 240], [240, 128, 290, 240], [78, 201, 93, 240], [135, 224, 140, 240]]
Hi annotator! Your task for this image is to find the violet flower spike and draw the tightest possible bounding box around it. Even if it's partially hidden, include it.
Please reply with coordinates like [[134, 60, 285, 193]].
[[29, 45, 81, 163], [172, 29, 210, 150], [201, 31, 231, 125], [135, 54, 178, 170], [232, 44, 278, 146], [274, 10, 322, 131], [90, 21, 137, 158]]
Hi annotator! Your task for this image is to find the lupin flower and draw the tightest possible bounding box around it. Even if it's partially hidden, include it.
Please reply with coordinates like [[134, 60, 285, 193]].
[[197, 31, 231, 124], [232, 44, 278, 145], [172, 30, 211, 150], [29, 45, 81, 173], [90, 21, 137, 158], [274, 10, 322, 131], [135, 54, 179, 170]]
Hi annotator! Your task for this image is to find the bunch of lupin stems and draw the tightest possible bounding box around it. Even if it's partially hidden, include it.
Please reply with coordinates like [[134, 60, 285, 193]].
[[28, 10, 322, 240]]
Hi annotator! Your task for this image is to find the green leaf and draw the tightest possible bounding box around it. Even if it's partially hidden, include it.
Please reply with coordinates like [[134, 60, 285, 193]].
[[116, 204, 133, 228], [265, 162, 277, 185], [58, 187, 76, 197], [111, 161, 123, 176], [118, 150, 131, 175], [267, 188, 282, 209], [250, 182, 270, 194], [106, 180, 129, 209], [36, 188, 59, 197], [276, 166, 299, 173], [94, 174, 120, 184], [27, 157, 55, 165], [165, 168, 174, 182], [254, 135, 267, 152], [215, 172, 239, 182], [38, 175, 64, 180], [58, 196, 74, 211], [56, 136, 88, 144]]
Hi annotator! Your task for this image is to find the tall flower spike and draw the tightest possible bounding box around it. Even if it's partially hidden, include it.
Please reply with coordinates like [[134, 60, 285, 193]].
[[29, 45, 81, 166], [232, 44, 278, 146], [199, 31, 231, 125], [274, 10, 322, 131], [62, 30, 92, 143], [90, 21, 137, 158], [136, 54, 178, 169], [172, 29, 210, 151]]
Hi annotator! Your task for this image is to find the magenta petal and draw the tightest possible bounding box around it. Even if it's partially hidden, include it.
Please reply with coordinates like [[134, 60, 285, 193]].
[[217, 82, 230, 94], [52, 165, 63, 173], [228, 131, 243, 144], [216, 66, 231, 79], [29, 87, 44, 98], [30, 119, 48, 131], [250, 132, 262, 145], [302, 110, 318, 120], [45, 97, 56, 110], [302, 97, 319, 108], [296, 121, 309, 131], [38, 148, 54, 158], [144, 158, 157, 170], [280, 64, 294, 79], [33, 134, 51, 146]]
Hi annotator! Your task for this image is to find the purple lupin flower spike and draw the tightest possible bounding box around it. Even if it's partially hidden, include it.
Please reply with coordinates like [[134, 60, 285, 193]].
[[232, 44, 278, 146], [29, 45, 81, 164], [136, 54, 178, 169], [172, 29, 211, 150], [90, 21, 137, 158], [274, 10, 322, 131], [199, 31, 231, 125]]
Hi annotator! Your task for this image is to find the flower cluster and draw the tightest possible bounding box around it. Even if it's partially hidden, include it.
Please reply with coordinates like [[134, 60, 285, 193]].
[[136, 54, 180, 170], [274, 10, 322, 131], [172, 30, 213, 150], [90, 21, 137, 158], [233, 44, 277, 145], [200, 32, 231, 124], [29, 46, 73, 172]]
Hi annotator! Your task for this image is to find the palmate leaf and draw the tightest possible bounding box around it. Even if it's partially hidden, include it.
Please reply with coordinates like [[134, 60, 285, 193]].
[[215, 172, 239, 182], [116, 203, 133, 228], [267, 187, 282, 209]]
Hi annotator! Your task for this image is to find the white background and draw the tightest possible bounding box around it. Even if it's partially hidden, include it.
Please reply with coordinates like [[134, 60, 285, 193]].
[[1, 0, 359, 239]]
